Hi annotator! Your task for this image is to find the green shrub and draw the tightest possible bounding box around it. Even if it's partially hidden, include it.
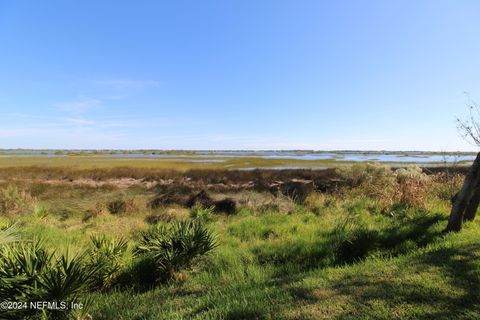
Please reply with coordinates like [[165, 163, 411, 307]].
[[33, 204, 50, 218], [190, 205, 215, 222], [87, 235, 129, 290], [107, 198, 127, 214], [0, 223, 20, 247], [134, 220, 217, 284], [432, 172, 463, 201], [0, 241, 99, 319]]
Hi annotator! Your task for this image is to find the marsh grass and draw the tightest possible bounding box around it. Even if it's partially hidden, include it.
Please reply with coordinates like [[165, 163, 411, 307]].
[[0, 185, 37, 215], [106, 194, 147, 215]]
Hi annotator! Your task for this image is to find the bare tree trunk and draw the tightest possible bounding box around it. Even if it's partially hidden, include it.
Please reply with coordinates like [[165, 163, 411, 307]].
[[446, 152, 480, 232], [463, 185, 480, 221], [451, 183, 480, 222]]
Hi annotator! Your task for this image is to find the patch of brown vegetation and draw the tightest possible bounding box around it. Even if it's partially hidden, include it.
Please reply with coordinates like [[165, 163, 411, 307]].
[[278, 179, 315, 203], [213, 198, 236, 214], [186, 190, 214, 208]]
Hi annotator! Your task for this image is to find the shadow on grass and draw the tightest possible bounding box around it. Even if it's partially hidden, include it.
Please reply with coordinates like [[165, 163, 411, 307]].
[[187, 212, 450, 319], [108, 210, 449, 319], [163, 210, 457, 320], [288, 243, 480, 319], [253, 212, 446, 278], [335, 212, 446, 264]]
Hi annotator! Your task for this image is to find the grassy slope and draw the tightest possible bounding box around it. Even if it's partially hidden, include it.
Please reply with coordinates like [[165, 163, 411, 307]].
[[2, 180, 479, 320], [87, 214, 480, 320]]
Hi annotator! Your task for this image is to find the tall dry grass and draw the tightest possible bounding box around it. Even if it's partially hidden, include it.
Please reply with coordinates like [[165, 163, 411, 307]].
[[0, 185, 37, 215], [337, 164, 433, 209]]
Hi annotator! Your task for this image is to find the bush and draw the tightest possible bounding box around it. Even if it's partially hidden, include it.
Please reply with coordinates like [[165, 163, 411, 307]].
[[0, 223, 20, 247], [186, 190, 214, 208], [337, 163, 397, 208], [214, 198, 237, 214], [337, 163, 395, 187], [134, 220, 217, 284], [149, 187, 192, 208], [337, 164, 432, 209], [395, 166, 431, 207], [106, 195, 141, 214], [0, 241, 99, 319], [33, 204, 50, 218], [107, 199, 128, 214], [431, 172, 464, 201], [87, 235, 128, 290], [190, 205, 215, 222], [279, 180, 314, 203]]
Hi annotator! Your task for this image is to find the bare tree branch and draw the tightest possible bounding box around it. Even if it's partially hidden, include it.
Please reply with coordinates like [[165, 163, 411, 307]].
[[457, 95, 480, 147]]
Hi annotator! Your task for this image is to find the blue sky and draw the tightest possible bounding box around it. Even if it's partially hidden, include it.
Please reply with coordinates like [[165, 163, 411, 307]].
[[0, 1, 479, 151]]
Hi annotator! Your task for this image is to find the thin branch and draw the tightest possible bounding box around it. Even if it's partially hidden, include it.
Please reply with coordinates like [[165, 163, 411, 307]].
[[457, 96, 480, 147]]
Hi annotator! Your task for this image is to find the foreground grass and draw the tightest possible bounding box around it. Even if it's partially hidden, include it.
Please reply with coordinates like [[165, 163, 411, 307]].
[[86, 212, 480, 320], [5, 202, 479, 319], [0, 166, 477, 319]]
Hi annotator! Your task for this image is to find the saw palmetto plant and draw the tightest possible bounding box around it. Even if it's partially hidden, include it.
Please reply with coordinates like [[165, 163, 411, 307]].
[[135, 220, 217, 283]]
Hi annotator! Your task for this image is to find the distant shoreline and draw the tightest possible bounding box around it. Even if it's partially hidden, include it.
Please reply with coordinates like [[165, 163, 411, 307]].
[[0, 149, 477, 154]]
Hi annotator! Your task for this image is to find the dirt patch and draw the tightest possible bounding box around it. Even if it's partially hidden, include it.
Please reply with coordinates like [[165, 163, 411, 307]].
[[0, 177, 158, 189]]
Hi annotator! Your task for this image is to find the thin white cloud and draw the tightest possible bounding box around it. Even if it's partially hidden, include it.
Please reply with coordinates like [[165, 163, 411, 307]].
[[54, 98, 102, 114], [64, 117, 96, 126], [0, 128, 47, 138], [96, 79, 161, 91]]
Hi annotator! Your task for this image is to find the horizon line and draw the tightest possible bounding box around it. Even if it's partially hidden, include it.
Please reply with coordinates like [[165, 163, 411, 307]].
[[0, 148, 478, 153]]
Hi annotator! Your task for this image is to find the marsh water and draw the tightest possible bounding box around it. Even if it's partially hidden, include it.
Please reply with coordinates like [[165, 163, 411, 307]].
[[0, 150, 475, 164]]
